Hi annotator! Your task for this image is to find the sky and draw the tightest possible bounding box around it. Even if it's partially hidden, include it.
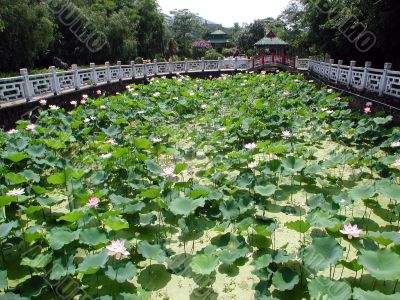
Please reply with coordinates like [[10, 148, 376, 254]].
[[157, 0, 291, 27]]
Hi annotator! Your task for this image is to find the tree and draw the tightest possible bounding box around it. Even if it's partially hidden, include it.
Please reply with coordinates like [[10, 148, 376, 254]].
[[0, 0, 54, 71], [236, 20, 265, 53], [170, 9, 201, 57]]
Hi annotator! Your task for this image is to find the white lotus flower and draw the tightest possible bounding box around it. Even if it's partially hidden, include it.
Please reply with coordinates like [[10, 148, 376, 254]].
[[340, 224, 362, 239], [153, 92, 161, 97], [101, 153, 112, 159], [391, 141, 400, 148], [39, 99, 47, 105], [49, 105, 60, 110], [248, 161, 258, 169], [201, 104, 208, 110], [70, 100, 77, 106], [152, 137, 162, 143], [8, 129, 18, 134], [7, 188, 25, 196], [244, 143, 257, 150], [84, 118, 90, 123]]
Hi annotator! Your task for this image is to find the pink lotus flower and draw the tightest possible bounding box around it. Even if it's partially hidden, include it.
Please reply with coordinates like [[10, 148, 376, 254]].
[[107, 138, 117, 146], [80, 99, 86, 105], [87, 197, 100, 208], [364, 107, 372, 114], [340, 224, 362, 239], [96, 90, 102, 95], [162, 166, 175, 177], [393, 159, 400, 168], [106, 240, 130, 260], [26, 124, 36, 131], [282, 130, 292, 138]]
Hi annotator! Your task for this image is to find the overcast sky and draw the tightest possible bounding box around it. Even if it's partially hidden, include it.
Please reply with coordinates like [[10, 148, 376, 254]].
[[157, 0, 291, 27]]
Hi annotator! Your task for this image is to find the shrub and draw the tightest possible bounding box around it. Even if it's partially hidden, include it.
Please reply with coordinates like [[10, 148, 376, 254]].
[[204, 50, 222, 60], [222, 48, 233, 58], [135, 57, 144, 64]]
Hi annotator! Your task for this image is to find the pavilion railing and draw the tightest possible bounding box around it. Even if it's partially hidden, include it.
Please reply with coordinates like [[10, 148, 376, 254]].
[[0, 58, 251, 104], [309, 59, 400, 99]]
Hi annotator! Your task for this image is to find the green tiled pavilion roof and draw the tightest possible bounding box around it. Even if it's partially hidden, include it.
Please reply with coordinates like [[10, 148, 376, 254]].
[[254, 36, 288, 46]]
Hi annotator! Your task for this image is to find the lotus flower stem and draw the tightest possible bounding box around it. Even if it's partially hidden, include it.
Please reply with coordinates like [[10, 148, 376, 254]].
[[340, 245, 351, 280], [393, 280, 399, 293]]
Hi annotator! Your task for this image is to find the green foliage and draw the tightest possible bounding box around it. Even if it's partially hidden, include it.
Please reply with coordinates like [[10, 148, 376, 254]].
[[204, 49, 221, 60]]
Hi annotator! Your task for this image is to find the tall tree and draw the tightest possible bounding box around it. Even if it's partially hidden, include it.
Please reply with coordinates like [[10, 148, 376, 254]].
[[170, 9, 201, 57], [0, 0, 54, 71]]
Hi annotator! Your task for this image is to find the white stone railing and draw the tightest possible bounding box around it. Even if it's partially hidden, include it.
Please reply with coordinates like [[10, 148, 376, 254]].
[[0, 58, 251, 104], [309, 59, 400, 99]]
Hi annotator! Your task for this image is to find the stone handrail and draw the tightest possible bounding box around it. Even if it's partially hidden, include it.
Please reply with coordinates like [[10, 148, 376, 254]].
[[0, 58, 252, 104], [309, 59, 400, 99]]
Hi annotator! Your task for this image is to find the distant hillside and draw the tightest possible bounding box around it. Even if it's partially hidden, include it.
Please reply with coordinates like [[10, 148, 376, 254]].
[[163, 13, 226, 30]]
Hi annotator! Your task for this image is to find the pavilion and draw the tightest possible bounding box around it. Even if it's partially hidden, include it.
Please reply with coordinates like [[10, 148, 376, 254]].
[[209, 30, 229, 52], [254, 31, 289, 55]]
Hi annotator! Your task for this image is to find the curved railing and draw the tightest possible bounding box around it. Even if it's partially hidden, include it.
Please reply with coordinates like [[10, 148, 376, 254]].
[[0, 58, 251, 104], [309, 59, 400, 99]]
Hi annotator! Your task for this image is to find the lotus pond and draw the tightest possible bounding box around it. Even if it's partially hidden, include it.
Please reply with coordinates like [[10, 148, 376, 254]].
[[1, 72, 400, 299]]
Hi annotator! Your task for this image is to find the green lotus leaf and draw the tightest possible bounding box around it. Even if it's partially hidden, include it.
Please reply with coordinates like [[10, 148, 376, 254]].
[[254, 184, 277, 197], [105, 261, 137, 283], [145, 160, 162, 174], [103, 216, 129, 231], [308, 276, 351, 300], [303, 237, 343, 271], [0, 196, 17, 207], [21, 251, 53, 268], [137, 264, 171, 291], [102, 125, 120, 136], [137, 241, 168, 263], [219, 199, 240, 220], [19, 276, 47, 298], [376, 179, 400, 201], [281, 156, 306, 172], [169, 197, 205, 216], [0, 293, 28, 300], [349, 185, 375, 200], [47, 172, 66, 185], [25, 144, 46, 157], [46, 227, 79, 250], [0, 220, 18, 238], [339, 259, 362, 272], [140, 187, 161, 199], [191, 253, 219, 275], [0, 270, 7, 289], [58, 210, 84, 223], [358, 249, 400, 280], [116, 294, 142, 300], [272, 267, 300, 291], [5, 172, 27, 184], [2, 152, 30, 162], [174, 162, 188, 174], [353, 287, 400, 300], [25, 205, 42, 215], [89, 171, 109, 185], [285, 220, 311, 233], [78, 250, 109, 274], [253, 253, 273, 269], [109, 194, 132, 206], [20, 170, 40, 183], [50, 255, 76, 280], [79, 228, 108, 246], [134, 137, 151, 149]]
